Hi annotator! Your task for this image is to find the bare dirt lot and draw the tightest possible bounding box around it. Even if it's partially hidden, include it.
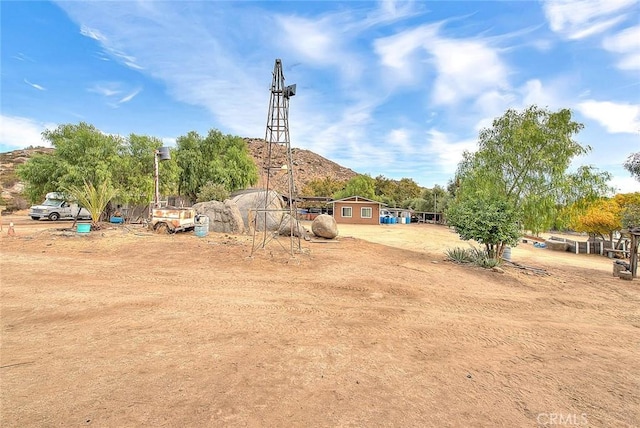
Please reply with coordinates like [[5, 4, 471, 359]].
[[1, 215, 639, 427]]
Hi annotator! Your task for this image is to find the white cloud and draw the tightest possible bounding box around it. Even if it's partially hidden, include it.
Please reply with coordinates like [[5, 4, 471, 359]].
[[386, 128, 413, 153], [520, 79, 564, 109], [79, 24, 143, 70], [0, 115, 56, 150], [430, 38, 509, 106], [542, 0, 637, 39], [118, 88, 142, 104], [80, 24, 107, 42], [374, 24, 509, 105], [576, 100, 640, 133], [422, 129, 476, 174], [609, 175, 639, 193], [602, 25, 640, 71], [88, 83, 121, 97], [274, 14, 365, 82], [24, 79, 46, 91]]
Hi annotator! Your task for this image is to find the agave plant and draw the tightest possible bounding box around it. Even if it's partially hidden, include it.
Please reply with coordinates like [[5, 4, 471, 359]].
[[64, 180, 118, 229], [445, 247, 474, 263]]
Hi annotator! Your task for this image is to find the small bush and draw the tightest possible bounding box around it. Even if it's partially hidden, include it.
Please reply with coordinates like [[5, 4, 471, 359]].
[[446, 246, 501, 269], [475, 256, 501, 269], [445, 247, 474, 263], [197, 182, 229, 203]]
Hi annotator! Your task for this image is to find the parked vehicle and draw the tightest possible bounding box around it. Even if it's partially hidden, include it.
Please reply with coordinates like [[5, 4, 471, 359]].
[[29, 192, 92, 221]]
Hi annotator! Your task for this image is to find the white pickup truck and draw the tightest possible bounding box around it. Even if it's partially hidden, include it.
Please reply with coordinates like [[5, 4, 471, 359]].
[[29, 192, 92, 221]]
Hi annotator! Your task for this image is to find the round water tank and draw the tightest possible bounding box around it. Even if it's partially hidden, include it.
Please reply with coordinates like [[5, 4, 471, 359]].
[[158, 146, 171, 161]]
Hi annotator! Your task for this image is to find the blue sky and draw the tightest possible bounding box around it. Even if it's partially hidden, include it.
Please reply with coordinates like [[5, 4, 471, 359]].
[[1, 0, 639, 192]]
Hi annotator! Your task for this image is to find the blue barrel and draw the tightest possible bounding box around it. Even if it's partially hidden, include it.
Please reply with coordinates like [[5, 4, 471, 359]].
[[380, 216, 385, 224], [390, 217, 396, 224], [406, 217, 411, 224], [194, 215, 209, 237]]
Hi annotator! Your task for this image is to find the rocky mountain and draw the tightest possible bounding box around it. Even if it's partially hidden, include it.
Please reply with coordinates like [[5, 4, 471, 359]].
[[0, 140, 357, 211], [245, 138, 357, 195], [0, 147, 53, 211]]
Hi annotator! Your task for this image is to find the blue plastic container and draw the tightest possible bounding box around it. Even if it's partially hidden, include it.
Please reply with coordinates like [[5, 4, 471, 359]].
[[77, 223, 91, 234]]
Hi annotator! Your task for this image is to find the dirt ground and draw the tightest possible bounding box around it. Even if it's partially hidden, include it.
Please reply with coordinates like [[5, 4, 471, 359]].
[[1, 215, 638, 427]]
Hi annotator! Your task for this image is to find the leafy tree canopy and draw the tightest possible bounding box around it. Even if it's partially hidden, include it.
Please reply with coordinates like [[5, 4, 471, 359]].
[[374, 175, 422, 207], [173, 130, 258, 201], [301, 176, 346, 197], [334, 174, 379, 200], [456, 105, 612, 234], [446, 194, 522, 259], [624, 152, 640, 181], [17, 122, 178, 205], [573, 193, 640, 244]]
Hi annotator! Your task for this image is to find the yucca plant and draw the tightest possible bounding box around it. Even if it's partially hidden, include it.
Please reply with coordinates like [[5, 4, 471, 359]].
[[445, 247, 474, 263], [64, 180, 118, 229]]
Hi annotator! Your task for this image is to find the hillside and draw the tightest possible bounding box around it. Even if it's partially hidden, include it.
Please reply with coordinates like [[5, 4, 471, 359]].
[[0, 140, 357, 211], [245, 138, 357, 195]]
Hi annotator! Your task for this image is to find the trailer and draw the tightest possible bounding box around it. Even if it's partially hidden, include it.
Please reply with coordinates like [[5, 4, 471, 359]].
[[149, 206, 196, 234]]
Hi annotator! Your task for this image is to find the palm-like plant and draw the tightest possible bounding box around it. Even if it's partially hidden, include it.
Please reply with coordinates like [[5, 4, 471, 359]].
[[64, 180, 118, 229]]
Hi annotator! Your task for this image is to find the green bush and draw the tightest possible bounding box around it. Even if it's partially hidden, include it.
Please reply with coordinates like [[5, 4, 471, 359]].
[[445, 247, 474, 263], [196, 182, 229, 202], [445, 246, 501, 269]]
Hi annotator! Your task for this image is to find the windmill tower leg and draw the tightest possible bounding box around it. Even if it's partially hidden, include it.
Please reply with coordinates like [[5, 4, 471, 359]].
[[251, 59, 301, 256]]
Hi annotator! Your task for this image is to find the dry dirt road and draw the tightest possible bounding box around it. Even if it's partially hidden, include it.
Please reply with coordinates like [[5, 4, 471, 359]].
[[1, 215, 638, 427]]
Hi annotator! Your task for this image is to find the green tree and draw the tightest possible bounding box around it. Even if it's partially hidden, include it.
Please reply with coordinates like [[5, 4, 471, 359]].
[[17, 123, 122, 203], [446, 194, 521, 259], [334, 174, 378, 200], [624, 152, 640, 181], [173, 130, 258, 201], [196, 182, 230, 202], [301, 176, 346, 197], [114, 134, 178, 205], [17, 123, 180, 206], [456, 105, 611, 234], [374, 175, 422, 206]]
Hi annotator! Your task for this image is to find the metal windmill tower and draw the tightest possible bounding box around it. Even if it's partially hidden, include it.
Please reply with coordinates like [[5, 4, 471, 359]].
[[251, 59, 301, 256]]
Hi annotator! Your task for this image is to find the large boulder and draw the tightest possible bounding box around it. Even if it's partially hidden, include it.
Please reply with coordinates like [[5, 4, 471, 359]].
[[232, 190, 285, 231], [278, 213, 309, 238], [312, 214, 338, 239], [192, 200, 245, 234]]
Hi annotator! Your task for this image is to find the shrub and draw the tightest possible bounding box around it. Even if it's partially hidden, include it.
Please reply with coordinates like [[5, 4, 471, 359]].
[[196, 182, 229, 202], [445, 247, 474, 263], [445, 246, 501, 269]]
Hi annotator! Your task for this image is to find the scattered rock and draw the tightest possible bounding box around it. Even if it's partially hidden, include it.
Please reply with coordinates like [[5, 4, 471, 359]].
[[491, 266, 505, 274], [618, 271, 633, 281], [278, 213, 308, 238], [311, 214, 338, 239]]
